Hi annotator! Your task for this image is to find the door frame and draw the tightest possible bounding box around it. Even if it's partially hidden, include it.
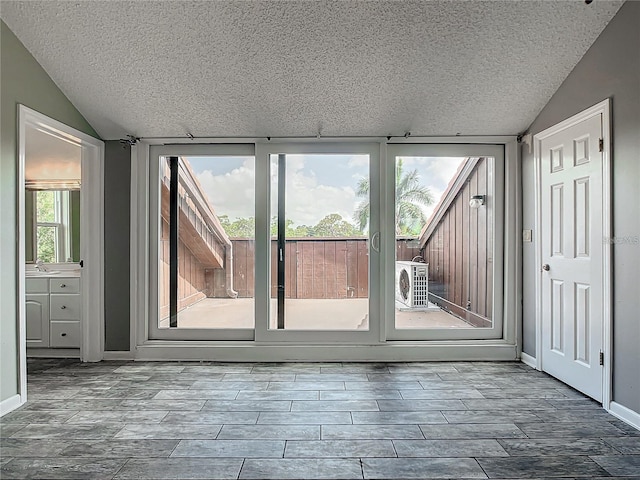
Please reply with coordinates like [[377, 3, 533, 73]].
[[146, 143, 256, 341], [384, 143, 506, 341], [17, 105, 105, 402], [533, 98, 612, 407], [254, 142, 382, 344], [130, 135, 521, 361]]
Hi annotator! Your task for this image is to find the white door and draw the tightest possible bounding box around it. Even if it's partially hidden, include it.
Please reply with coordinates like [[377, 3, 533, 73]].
[[540, 114, 603, 401]]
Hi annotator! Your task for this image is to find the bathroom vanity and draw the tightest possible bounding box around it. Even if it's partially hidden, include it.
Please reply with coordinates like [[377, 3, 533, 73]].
[[26, 272, 82, 350]]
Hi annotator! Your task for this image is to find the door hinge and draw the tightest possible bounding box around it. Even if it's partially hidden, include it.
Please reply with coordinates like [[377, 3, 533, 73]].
[[599, 351, 604, 366], [599, 138, 604, 152]]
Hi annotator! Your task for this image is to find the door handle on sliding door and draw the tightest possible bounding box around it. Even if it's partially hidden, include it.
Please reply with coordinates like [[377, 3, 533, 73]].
[[371, 232, 380, 252]]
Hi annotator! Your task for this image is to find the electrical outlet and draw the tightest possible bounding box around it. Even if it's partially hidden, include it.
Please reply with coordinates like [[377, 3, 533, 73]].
[[523, 229, 533, 243]]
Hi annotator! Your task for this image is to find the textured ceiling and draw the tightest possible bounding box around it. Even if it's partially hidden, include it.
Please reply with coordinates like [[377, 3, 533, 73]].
[[1, 1, 623, 140]]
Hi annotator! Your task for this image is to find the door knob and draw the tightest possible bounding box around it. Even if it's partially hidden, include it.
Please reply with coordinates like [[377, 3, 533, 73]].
[[542, 264, 550, 271]]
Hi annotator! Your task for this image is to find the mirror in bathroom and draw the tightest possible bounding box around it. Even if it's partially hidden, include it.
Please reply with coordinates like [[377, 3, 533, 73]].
[[25, 189, 80, 263], [24, 123, 81, 264]]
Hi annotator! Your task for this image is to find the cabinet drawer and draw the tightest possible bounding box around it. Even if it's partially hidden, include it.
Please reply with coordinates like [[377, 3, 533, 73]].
[[26, 278, 49, 293], [50, 321, 81, 348], [50, 294, 81, 320], [50, 278, 80, 294]]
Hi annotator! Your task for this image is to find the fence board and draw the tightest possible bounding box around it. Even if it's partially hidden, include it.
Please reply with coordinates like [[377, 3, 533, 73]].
[[270, 241, 277, 299], [455, 194, 463, 307], [419, 158, 493, 322], [234, 240, 248, 297], [443, 211, 450, 300], [337, 242, 348, 298], [462, 182, 470, 309], [325, 242, 338, 299], [356, 240, 369, 298], [286, 240, 297, 299], [313, 241, 326, 298], [469, 170, 479, 316], [486, 160, 494, 319], [477, 160, 487, 317], [301, 241, 314, 299]]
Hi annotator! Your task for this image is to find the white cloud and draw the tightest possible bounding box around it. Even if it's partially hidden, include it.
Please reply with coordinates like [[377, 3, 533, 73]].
[[192, 155, 464, 230], [196, 157, 362, 227], [399, 156, 465, 193], [424, 187, 445, 220], [272, 156, 360, 226], [347, 155, 370, 168], [196, 158, 255, 220]]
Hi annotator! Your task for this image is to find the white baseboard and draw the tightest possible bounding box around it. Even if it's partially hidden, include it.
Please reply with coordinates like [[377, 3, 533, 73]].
[[608, 401, 640, 431], [133, 343, 518, 362], [27, 348, 80, 358], [0, 394, 24, 417], [521, 352, 537, 369], [103, 351, 134, 360]]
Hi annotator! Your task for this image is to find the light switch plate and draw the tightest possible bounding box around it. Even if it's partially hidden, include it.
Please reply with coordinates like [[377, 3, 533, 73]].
[[523, 229, 533, 243]]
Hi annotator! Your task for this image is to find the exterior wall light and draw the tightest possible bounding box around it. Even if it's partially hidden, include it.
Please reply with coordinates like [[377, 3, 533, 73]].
[[469, 194, 485, 209]]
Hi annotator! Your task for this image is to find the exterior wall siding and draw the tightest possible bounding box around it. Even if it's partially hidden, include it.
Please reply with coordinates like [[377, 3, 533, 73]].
[[421, 158, 494, 322]]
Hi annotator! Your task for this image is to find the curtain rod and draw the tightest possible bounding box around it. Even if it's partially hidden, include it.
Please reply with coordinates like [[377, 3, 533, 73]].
[[120, 132, 517, 145]]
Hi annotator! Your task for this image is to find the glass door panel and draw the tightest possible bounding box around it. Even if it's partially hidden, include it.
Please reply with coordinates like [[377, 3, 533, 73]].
[[269, 153, 370, 331], [385, 144, 504, 340], [254, 143, 380, 343], [150, 145, 255, 340]]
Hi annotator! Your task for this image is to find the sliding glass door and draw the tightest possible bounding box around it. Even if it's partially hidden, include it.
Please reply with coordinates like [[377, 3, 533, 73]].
[[147, 142, 505, 344], [149, 144, 256, 340], [384, 144, 504, 340], [255, 143, 381, 343]]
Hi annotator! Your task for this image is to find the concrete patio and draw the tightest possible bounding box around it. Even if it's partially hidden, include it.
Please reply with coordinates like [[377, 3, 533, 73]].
[[159, 298, 474, 330]]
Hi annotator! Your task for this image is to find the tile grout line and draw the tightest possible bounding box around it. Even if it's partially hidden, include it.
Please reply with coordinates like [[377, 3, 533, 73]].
[[109, 456, 132, 480], [474, 456, 491, 479], [236, 458, 246, 480]]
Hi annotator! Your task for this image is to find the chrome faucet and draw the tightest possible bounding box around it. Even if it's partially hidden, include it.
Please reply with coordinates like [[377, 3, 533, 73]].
[[35, 259, 48, 272]]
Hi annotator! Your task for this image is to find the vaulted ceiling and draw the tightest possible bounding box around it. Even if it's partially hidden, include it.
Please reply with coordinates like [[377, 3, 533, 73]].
[[1, 1, 623, 140]]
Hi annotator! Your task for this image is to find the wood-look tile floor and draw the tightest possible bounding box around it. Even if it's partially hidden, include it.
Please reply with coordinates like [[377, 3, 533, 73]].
[[1, 359, 639, 479]]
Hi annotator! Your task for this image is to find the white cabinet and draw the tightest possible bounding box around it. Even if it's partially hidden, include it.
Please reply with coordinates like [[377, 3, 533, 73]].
[[50, 294, 81, 320], [50, 320, 81, 348], [49, 278, 81, 348], [26, 276, 81, 349], [26, 294, 50, 347]]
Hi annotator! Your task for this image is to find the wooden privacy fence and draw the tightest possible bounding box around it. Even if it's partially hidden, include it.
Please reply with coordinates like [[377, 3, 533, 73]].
[[211, 238, 421, 299]]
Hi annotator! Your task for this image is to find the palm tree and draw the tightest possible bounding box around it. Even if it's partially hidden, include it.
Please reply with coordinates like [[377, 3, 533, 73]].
[[354, 159, 434, 235]]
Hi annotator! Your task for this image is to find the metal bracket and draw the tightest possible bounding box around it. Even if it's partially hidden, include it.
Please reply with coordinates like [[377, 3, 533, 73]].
[[119, 134, 140, 147]]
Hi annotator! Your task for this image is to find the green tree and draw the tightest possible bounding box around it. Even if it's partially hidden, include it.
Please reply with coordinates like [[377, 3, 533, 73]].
[[219, 215, 255, 237], [269, 217, 312, 237], [220, 213, 361, 239], [312, 213, 362, 237], [354, 158, 434, 235]]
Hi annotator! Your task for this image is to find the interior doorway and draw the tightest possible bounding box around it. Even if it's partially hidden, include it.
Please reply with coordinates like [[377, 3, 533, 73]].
[[17, 105, 104, 405]]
